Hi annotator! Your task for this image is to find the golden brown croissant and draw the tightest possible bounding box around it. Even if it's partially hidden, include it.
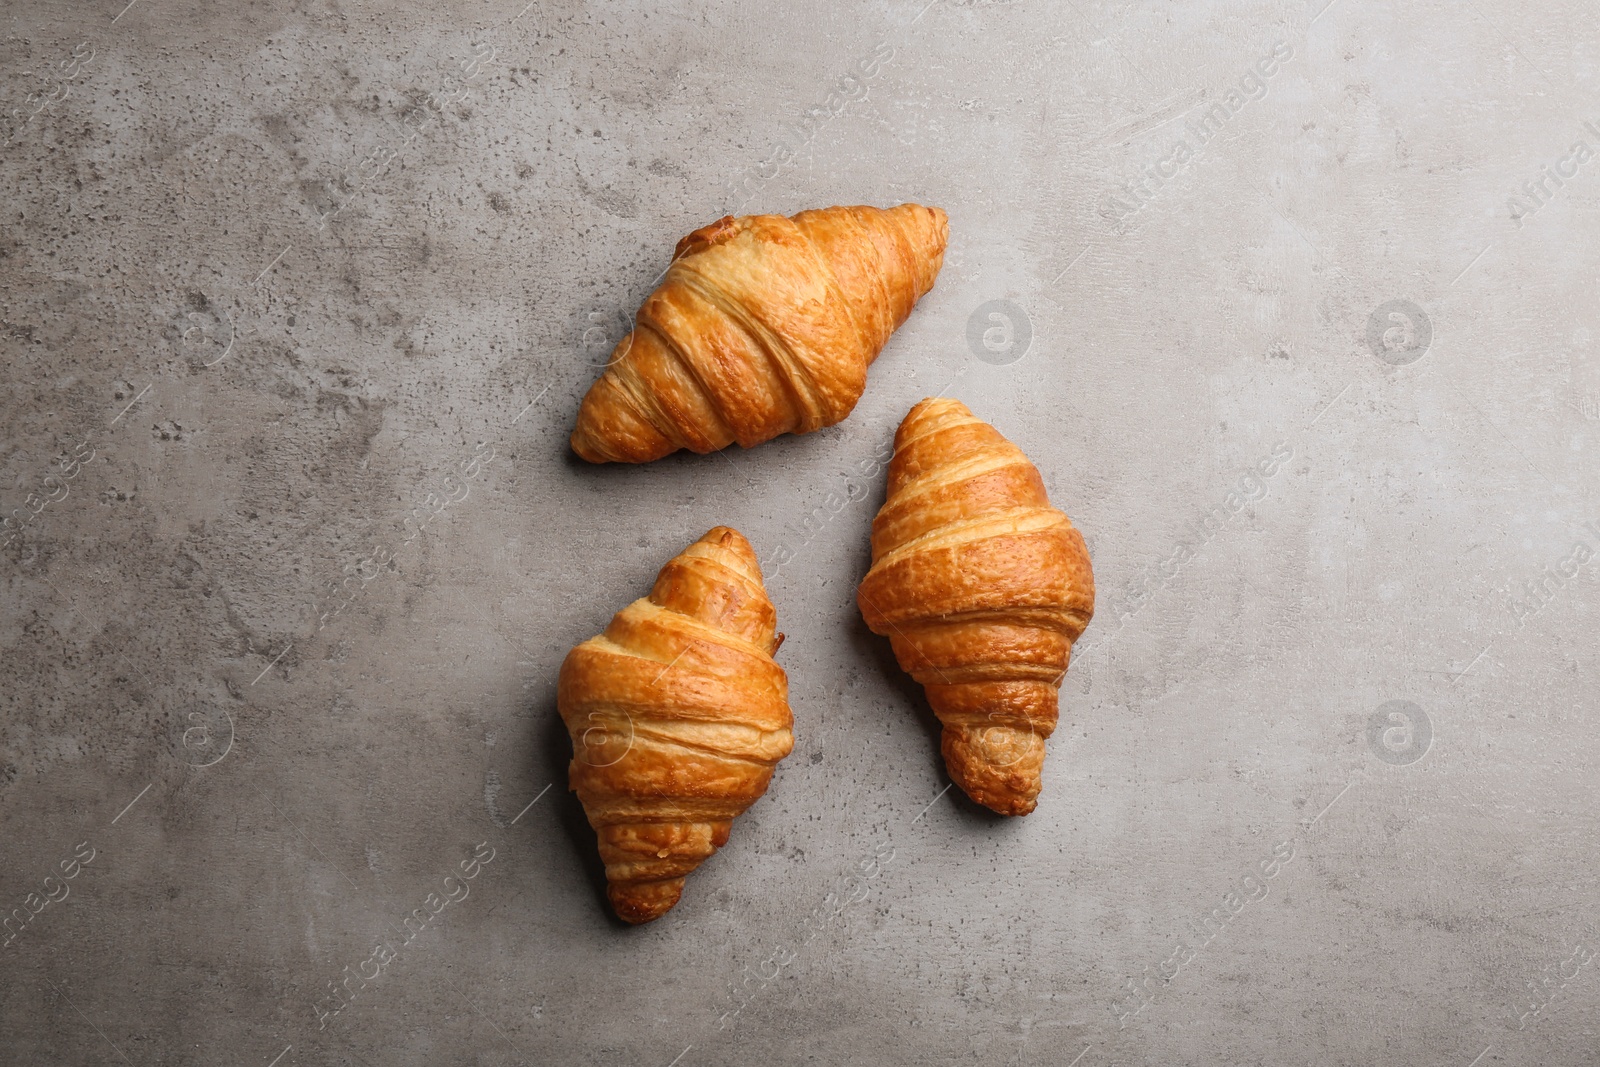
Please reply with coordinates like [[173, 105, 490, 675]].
[[557, 527, 794, 923], [856, 398, 1094, 817], [570, 203, 948, 463]]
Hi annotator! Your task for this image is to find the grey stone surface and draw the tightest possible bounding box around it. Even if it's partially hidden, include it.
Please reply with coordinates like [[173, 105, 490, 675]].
[[2, 0, 1598, 1063]]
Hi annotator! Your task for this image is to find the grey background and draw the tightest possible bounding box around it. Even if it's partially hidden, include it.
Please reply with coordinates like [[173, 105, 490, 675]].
[[2, 0, 1597, 1064]]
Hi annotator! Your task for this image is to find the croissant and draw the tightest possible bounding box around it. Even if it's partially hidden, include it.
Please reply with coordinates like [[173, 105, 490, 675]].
[[856, 399, 1094, 816], [557, 527, 794, 923], [570, 203, 948, 463]]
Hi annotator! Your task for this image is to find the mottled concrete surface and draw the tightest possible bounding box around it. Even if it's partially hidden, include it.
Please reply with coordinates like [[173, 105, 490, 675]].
[[2, 0, 1598, 1063]]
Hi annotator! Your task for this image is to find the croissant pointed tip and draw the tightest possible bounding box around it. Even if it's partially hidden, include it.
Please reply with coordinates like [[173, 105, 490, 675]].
[[571, 356, 680, 463], [980, 794, 1038, 817], [954, 775, 1038, 817], [569, 430, 608, 463], [675, 214, 738, 258], [609, 878, 685, 924], [940, 723, 1045, 818], [695, 526, 764, 583], [907, 395, 968, 418]]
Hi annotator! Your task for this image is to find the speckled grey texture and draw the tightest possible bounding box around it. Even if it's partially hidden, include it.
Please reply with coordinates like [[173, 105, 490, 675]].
[[3, 0, 1598, 1064]]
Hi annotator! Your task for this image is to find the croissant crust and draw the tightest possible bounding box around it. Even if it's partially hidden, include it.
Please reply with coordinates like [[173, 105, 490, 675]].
[[857, 398, 1094, 816], [571, 203, 948, 463], [558, 527, 794, 922]]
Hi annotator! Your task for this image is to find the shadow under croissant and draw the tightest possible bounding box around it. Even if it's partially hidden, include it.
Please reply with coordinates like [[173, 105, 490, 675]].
[[559, 403, 847, 477], [846, 612, 1012, 827], [558, 435, 712, 478], [535, 699, 635, 931]]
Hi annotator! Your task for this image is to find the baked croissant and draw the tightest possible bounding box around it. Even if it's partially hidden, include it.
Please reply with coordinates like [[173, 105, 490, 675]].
[[557, 527, 794, 923], [856, 398, 1094, 816], [570, 203, 948, 463]]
